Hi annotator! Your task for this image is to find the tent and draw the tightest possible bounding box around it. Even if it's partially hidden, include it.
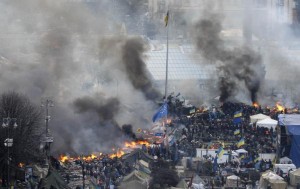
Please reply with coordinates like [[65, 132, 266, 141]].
[[279, 156, 293, 164], [259, 170, 285, 189], [250, 114, 270, 123], [192, 174, 205, 184], [235, 149, 248, 154], [32, 164, 48, 179], [191, 183, 205, 189], [273, 164, 296, 177], [278, 114, 300, 168], [269, 179, 287, 189], [176, 179, 188, 189], [120, 170, 150, 189], [256, 118, 278, 129], [119, 180, 147, 189], [38, 169, 70, 189], [289, 169, 300, 186], [225, 175, 240, 188], [191, 175, 205, 189]]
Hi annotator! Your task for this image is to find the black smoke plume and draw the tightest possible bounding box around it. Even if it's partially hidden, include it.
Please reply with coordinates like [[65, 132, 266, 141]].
[[193, 13, 265, 103], [121, 124, 136, 139], [73, 95, 120, 122], [122, 37, 161, 101]]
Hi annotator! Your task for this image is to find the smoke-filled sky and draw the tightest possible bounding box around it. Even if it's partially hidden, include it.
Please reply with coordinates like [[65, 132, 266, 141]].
[[1, 0, 300, 154], [0, 0, 160, 154], [191, 11, 266, 103], [187, 1, 300, 106]]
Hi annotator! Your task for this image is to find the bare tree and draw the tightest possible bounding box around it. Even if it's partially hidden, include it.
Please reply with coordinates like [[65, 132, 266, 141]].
[[0, 91, 43, 176]]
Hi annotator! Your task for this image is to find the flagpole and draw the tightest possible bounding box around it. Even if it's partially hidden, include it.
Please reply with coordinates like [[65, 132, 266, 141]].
[[164, 12, 169, 102], [164, 10, 170, 156]]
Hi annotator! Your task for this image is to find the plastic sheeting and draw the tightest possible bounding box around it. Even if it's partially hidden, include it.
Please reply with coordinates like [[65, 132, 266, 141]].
[[278, 114, 300, 168], [287, 126, 300, 168]]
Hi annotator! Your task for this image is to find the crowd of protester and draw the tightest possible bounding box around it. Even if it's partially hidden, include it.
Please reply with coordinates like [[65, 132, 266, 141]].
[[51, 99, 293, 188], [52, 155, 131, 189], [171, 102, 277, 164]]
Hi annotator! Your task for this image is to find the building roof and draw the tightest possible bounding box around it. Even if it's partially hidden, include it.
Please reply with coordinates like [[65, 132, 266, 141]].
[[146, 42, 215, 81]]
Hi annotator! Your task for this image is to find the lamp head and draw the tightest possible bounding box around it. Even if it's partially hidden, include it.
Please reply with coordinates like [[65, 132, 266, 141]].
[[13, 122, 18, 129]]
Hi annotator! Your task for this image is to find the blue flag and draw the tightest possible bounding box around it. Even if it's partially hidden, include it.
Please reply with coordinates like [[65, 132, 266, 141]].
[[233, 110, 242, 124], [233, 117, 242, 124], [152, 102, 168, 122]]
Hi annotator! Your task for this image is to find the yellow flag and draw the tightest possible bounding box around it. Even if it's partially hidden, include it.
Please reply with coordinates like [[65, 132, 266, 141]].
[[164, 11, 169, 27]]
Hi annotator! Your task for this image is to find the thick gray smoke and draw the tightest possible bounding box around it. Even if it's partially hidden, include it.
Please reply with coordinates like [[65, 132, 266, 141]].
[[122, 38, 161, 101], [0, 0, 159, 154], [192, 12, 265, 103], [73, 95, 120, 122]]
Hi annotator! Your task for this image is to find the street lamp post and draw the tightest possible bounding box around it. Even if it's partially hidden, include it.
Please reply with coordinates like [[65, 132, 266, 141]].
[[41, 99, 54, 166], [81, 160, 86, 189], [2, 117, 18, 188]]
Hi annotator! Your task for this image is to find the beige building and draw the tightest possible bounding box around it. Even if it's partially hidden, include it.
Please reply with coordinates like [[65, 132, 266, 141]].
[[147, 0, 296, 24], [147, 0, 297, 42]]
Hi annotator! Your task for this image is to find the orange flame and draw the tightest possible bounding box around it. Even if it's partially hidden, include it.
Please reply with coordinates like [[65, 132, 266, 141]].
[[59, 140, 151, 162], [276, 102, 285, 112], [124, 140, 150, 148], [18, 162, 25, 168], [59, 155, 69, 163], [253, 102, 259, 108], [109, 149, 125, 159], [166, 118, 172, 124], [82, 154, 97, 161], [136, 140, 150, 147]]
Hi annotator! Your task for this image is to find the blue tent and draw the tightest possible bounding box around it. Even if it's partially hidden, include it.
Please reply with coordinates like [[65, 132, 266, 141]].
[[278, 114, 300, 168]]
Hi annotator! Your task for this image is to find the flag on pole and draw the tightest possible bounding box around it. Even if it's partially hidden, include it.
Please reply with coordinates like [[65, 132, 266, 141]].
[[234, 111, 242, 118], [152, 102, 168, 122], [217, 146, 225, 159], [233, 117, 242, 124], [233, 111, 243, 124], [237, 138, 245, 148], [164, 11, 169, 27], [234, 129, 240, 135]]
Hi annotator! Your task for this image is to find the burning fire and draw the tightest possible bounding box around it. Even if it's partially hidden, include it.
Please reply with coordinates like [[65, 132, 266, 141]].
[[59, 155, 81, 163], [59, 155, 71, 163], [166, 118, 172, 124], [124, 140, 150, 148], [253, 102, 259, 108], [276, 102, 285, 112], [82, 154, 97, 161], [18, 162, 25, 168], [59, 140, 151, 163], [109, 149, 125, 159]]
